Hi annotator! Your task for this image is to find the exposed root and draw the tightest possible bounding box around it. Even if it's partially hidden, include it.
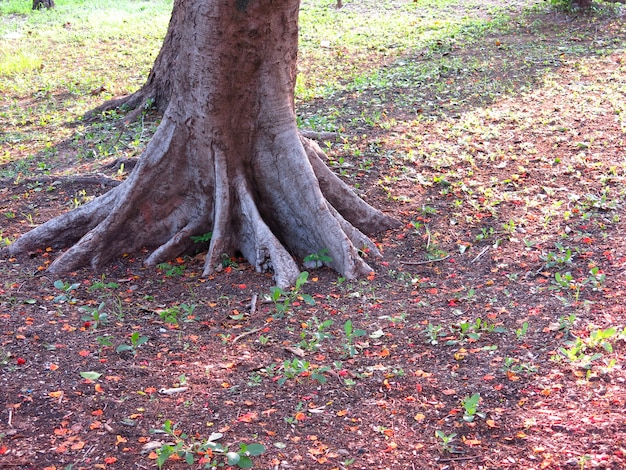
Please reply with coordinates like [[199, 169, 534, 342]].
[[301, 136, 401, 233], [8, 125, 397, 286]]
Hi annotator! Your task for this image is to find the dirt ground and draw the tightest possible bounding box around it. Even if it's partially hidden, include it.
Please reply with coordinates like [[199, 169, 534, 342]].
[[2, 3, 626, 470]]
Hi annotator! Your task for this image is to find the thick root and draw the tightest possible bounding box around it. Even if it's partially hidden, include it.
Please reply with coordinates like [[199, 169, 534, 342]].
[[8, 125, 396, 286]]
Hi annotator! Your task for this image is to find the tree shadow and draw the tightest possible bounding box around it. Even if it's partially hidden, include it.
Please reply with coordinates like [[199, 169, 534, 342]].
[[297, 2, 626, 129]]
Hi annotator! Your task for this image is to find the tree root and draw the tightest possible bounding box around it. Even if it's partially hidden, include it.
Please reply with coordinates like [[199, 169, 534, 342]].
[[9, 115, 397, 287]]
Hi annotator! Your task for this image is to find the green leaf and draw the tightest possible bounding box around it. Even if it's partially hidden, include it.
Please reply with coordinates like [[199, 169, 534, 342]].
[[226, 451, 241, 466], [245, 443, 265, 456], [80, 371, 102, 380], [344, 319, 353, 336], [237, 455, 254, 468], [116, 344, 133, 353]]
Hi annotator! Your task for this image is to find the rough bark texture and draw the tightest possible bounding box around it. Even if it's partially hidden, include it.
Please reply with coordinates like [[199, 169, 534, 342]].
[[32, 0, 55, 9], [8, 0, 399, 287]]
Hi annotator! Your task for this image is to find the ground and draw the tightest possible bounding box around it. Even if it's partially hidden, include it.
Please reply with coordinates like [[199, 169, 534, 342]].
[[1, 1, 626, 469]]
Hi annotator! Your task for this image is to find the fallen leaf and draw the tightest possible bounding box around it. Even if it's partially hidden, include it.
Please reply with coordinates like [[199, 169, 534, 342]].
[[71, 440, 85, 450], [414, 413, 426, 421], [237, 412, 257, 423]]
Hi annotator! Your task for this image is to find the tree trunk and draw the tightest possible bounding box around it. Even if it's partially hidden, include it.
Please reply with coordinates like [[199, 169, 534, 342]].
[[33, 0, 55, 9], [7, 0, 398, 287]]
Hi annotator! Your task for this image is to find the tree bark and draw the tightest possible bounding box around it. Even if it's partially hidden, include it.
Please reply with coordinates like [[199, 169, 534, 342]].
[[33, 0, 55, 9], [7, 0, 398, 287]]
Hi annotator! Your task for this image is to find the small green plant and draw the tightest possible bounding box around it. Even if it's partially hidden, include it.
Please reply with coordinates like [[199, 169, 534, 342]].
[[88, 274, 119, 292], [278, 358, 329, 385], [502, 357, 538, 374], [557, 314, 577, 335], [269, 271, 314, 315], [550, 271, 583, 301], [116, 331, 149, 355], [157, 262, 186, 277], [53, 279, 80, 303], [435, 430, 457, 453], [515, 321, 529, 340], [158, 303, 196, 325], [80, 302, 109, 328], [96, 335, 114, 349], [299, 316, 334, 351], [303, 248, 333, 268], [423, 323, 445, 345], [583, 267, 606, 291], [447, 318, 505, 345], [475, 227, 494, 242], [540, 243, 575, 270], [191, 231, 212, 244], [152, 420, 265, 469], [461, 393, 486, 422], [342, 319, 366, 357]]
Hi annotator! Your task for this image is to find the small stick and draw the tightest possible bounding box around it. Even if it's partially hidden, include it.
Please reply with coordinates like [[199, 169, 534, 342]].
[[401, 255, 450, 266], [249, 293, 258, 316], [8, 407, 13, 428], [232, 327, 263, 344], [471, 246, 490, 263], [437, 455, 478, 462]]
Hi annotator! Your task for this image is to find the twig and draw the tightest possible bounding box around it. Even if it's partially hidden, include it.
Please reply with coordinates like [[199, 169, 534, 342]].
[[8, 407, 13, 428], [401, 255, 450, 266], [249, 293, 258, 316], [437, 455, 478, 463], [425, 224, 432, 251], [471, 246, 490, 263], [232, 327, 263, 344]]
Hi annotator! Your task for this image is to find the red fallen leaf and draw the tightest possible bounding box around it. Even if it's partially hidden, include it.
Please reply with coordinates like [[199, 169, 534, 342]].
[[71, 440, 86, 450], [16, 357, 26, 365], [506, 371, 520, 381], [294, 411, 306, 421], [382, 441, 398, 452], [463, 438, 481, 446], [237, 412, 257, 423], [104, 456, 118, 464], [0, 445, 7, 455], [482, 374, 495, 381], [78, 350, 90, 357]]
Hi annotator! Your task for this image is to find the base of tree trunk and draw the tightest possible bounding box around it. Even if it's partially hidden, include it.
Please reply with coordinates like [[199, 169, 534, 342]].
[[33, 0, 55, 9], [7, 125, 398, 287]]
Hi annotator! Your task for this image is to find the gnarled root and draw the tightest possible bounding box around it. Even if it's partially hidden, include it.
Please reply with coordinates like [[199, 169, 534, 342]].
[[7, 122, 398, 286]]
